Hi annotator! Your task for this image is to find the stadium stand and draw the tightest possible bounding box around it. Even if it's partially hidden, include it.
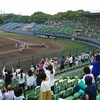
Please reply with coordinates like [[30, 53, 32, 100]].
[[0, 21, 100, 41], [1, 21, 100, 99]]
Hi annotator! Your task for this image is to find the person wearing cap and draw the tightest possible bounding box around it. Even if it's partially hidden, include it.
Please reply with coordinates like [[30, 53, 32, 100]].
[[84, 75, 98, 100], [91, 55, 100, 79], [75, 66, 95, 92]]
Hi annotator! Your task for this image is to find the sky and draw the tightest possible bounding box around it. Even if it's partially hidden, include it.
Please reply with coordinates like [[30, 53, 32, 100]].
[[0, 0, 100, 16]]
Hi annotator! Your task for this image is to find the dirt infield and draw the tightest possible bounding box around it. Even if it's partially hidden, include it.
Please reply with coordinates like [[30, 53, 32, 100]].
[[0, 34, 62, 62]]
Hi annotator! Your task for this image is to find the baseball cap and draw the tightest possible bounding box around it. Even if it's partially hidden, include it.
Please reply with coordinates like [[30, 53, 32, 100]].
[[85, 75, 92, 84]]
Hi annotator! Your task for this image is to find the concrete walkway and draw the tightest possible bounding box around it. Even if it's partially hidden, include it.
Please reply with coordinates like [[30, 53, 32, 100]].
[[55, 66, 85, 79]]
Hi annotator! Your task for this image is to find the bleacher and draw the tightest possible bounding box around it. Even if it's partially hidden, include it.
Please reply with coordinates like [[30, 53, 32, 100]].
[[1, 21, 100, 41], [0, 60, 91, 100], [0, 22, 43, 35], [0, 21, 100, 99]]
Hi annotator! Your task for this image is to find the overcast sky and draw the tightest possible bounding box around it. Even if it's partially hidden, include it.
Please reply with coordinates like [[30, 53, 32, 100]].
[[0, 0, 100, 16]]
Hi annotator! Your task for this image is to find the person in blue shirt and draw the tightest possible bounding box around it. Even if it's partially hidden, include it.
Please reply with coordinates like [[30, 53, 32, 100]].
[[60, 56, 65, 69], [91, 55, 100, 79], [84, 75, 98, 100]]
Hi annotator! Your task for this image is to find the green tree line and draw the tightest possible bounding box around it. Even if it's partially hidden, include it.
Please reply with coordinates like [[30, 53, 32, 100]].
[[0, 9, 98, 25]]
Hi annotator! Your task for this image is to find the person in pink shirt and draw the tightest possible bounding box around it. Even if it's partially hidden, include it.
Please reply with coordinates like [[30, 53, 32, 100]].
[[39, 58, 45, 68]]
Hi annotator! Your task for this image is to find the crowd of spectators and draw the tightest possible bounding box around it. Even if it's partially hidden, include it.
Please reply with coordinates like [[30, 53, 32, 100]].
[[39, 20, 100, 41], [0, 49, 100, 100]]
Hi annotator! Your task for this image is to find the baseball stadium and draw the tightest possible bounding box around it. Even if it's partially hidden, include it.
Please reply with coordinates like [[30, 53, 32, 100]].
[[0, 10, 100, 100]]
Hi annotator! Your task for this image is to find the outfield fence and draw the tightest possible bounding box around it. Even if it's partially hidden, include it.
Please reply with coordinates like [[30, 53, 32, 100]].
[[0, 45, 97, 75]]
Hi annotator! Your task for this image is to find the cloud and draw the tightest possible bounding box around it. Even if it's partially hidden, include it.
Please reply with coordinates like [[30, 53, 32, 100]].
[[0, 0, 100, 15]]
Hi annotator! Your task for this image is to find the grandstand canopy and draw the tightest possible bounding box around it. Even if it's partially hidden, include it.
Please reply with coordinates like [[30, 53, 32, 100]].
[[82, 12, 100, 21]]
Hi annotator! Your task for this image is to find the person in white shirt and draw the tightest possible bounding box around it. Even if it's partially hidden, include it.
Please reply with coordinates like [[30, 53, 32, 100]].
[[78, 54, 82, 62], [17, 70, 26, 91], [76, 66, 95, 92], [68, 54, 73, 67], [82, 66, 95, 84], [15, 43, 18, 49], [43, 64, 55, 93], [26, 70, 35, 90], [12, 70, 17, 80], [84, 52, 89, 61], [37, 72, 52, 100], [2, 66, 7, 78], [3, 85, 14, 100], [16, 66, 21, 75], [30, 65, 35, 73]]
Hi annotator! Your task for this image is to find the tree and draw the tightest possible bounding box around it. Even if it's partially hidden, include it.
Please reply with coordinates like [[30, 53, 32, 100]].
[[0, 15, 4, 25]]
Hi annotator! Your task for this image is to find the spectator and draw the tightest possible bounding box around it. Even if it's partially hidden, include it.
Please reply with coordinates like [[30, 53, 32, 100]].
[[91, 55, 100, 79], [12, 70, 17, 80], [3, 85, 14, 100], [5, 70, 13, 88], [82, 66, 95, 84], [30, 65, 35, 73], [43, 58, 50, 69], [38, 72, 52, 100], [35, 73, 42, 86], [39, 58, 45, 69], [17, 70, 25, 91], [43, 64, 55, 93], [54, 59, 58, 69], [84, 52, 89, 61], [90, 53, 95, 63], [2, 65, 7, 78], [60, 56, 65, 69], [84, 75, 98, 100], [14, 87, 25, 100], [0, 84, 3, 100], [26, 70, 35, 90], [81, 53, 85, 62], [16, 66, 21, 75], [75, 55, 78, 66], [72, 55, 75, 65], [68, 55, 73, 67], [76, 66, 95, 92]]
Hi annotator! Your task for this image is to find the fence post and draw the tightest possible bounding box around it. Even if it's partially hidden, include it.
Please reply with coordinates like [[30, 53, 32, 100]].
[[2, 62, 4, 67], [76, 48, 78, 55], [83, 47, 85, 53], [62, 51, 63, 57], [88, 46, 90, 53], [70, 49, 71, 54], [32, 56, 34, 65], [43, 54, 45, 59], [52, 52, 55, 58], [18, 59, 20, 67]]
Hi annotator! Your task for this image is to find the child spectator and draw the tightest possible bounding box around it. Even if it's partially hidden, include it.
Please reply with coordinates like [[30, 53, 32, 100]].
[[14, 87, 25, 100], [84, 75, 98, 100]]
